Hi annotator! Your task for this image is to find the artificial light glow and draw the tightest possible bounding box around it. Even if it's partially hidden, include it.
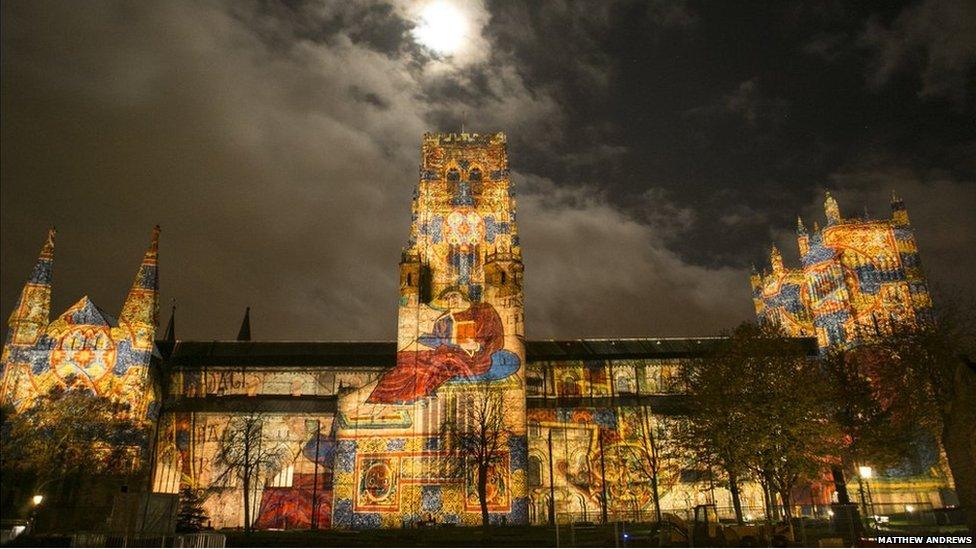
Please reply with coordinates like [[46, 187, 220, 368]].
[[32, 494, 43, 505], [858, 465, 874, 479], [413, 2, 468, 55], [905, 505, 915, 513], [827, 510, 834, 517]]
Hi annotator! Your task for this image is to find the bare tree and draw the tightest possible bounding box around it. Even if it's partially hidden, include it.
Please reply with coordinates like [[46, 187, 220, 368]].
[[212, 413, 287, 534], [619, 406, 679, 523], [440, 382, 510, 528]]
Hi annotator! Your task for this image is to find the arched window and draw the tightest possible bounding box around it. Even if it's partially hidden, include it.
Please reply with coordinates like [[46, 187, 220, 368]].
[[407, 273, 413, 286], [446, 168, 461, 182], [560, 374, 581, 396], [469, 168, 482, 181], [528, 456, 542, 487], [500, 271, 507, 285]]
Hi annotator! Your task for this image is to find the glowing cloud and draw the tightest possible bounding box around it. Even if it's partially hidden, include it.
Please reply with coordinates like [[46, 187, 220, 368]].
[[412, 1, 469, 56]]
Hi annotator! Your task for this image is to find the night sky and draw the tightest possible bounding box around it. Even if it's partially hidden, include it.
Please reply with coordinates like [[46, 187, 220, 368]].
[[2, 0, 974, 341]]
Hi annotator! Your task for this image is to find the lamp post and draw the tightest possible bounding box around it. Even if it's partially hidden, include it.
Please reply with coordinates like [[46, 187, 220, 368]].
[[28, 494, 44, 534], [858, 466, 874, 530]]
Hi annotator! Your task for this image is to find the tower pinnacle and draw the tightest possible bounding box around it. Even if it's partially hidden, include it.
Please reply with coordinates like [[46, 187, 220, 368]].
[[7, 228, 56, 345], [824, 192, 841, 225], [120, 226, 160, 348]]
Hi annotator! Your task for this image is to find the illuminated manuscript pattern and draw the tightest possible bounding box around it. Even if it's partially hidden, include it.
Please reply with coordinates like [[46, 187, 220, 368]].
[[333, 133, 528, 527], [524, 405, 716, 524], [751, 193, 932, 350], [0, 228, 160, 422], [154, 412, 338, 529]]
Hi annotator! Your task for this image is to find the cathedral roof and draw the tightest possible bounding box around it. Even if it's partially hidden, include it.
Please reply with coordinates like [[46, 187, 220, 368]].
[[160, 336, 819, 368], [51, 296, 119, 329]]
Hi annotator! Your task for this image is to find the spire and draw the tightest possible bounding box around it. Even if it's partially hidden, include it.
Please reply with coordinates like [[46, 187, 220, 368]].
[[797, 216, 811, 258], [824, 192, 841, 225], [120, 226, 160, 329], [7, 228, 56, 345], [770, 244, 784, 273], [237, 307, 251, 341], [163, 300, 176, 342]]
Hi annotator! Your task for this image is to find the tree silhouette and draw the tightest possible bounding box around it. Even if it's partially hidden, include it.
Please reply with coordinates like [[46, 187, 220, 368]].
[[175, 486, 210, 532], [212, 412, 287, 534], [440, 381, 510, 528]]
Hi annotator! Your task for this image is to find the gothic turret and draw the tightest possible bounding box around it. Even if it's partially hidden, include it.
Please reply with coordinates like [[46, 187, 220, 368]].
[[7, 228, 56, 346], [891, 190, 910, 227], [485, 249, 523, 295], [119, 226, 160, 350], [399, 250, 424, 304], [824, 192, 841, 225], [770, 244, 785, 273], [797, 216, 809, 257]]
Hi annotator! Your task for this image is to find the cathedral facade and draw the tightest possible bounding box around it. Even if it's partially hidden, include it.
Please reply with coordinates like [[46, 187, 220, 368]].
[[0, 133, 952, 532], [750, 193, 932, 350]]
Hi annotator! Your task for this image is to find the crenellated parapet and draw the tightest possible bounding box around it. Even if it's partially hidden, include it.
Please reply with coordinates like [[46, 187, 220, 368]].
[[753, 192, 932, 350]]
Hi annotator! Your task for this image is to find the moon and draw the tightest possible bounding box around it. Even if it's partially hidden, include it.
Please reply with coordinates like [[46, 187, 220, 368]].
[[413, 1, 468, 56]]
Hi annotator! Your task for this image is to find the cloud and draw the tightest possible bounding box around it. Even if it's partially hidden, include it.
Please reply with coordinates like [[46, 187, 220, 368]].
[[1, 0, 750, 341], [859, 0, 976, 104], [516, 173, 752, 338]]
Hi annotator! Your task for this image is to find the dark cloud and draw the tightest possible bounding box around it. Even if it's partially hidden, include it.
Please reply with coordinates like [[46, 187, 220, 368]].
[[859, 0, 976, 104], [2, 0, 973, 341]]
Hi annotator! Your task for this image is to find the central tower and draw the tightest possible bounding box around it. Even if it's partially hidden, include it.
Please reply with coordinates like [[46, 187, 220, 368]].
[[334, 133, 527, 527]]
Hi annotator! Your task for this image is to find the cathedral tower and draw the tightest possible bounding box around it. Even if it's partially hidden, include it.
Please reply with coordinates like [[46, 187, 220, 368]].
[[334, 133, 528, 527], [752, 192, 932, 350]]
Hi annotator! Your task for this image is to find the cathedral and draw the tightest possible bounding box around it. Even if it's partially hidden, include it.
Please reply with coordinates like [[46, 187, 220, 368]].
[[751, 192, 932, 350], [0, 133, 952, 531]]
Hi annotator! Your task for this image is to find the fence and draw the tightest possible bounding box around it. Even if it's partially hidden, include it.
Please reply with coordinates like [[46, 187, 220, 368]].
[[69, 532, 226, 548], [545, 500, 964, 547]]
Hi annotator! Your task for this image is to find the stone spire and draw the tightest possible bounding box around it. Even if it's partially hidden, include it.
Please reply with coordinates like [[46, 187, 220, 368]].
[[163, 301, 176, 342], [120, 226, 160, 333], [237, 307, 251, 341], [7, 228, 56, 345], [770, 244, 785, 273], [824, 192, 841, 225], [797, 216, 810, 258]]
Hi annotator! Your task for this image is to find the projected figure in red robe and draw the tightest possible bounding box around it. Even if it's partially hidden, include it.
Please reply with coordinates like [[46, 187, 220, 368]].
[[367, 287, 520, 404]]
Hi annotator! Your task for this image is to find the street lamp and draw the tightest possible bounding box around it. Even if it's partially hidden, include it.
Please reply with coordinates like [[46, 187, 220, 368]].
[[857, 466, 876, 530], [28, 494, 44, 535]]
